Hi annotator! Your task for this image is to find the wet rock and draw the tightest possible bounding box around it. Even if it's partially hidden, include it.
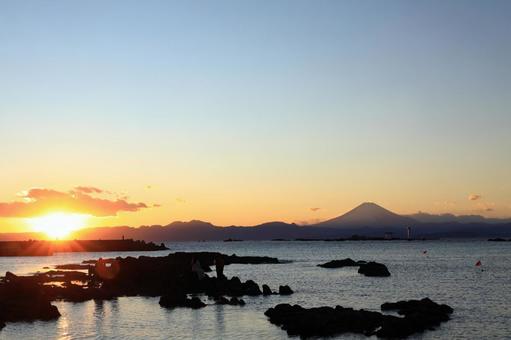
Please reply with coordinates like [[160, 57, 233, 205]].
[[188, 296, 207, 309], [317, 258, 363, 268], [159, 293, 206, 309], [1, 252, 278, 309], [202, 276, 262, 298], [242, 280, 262, 296], [43, 284, 115, 302], [265, 303, 384, 337], [215, 296, 245, 306], [358, 262, 390, 277], [265, 298, 453, 338], [381, 297, 453, 315], [54, 264, 91, 270], [215, 296, 230, 305], [230, 297, 245, 306], [0, 273, 60, 323], [278, 285, 293, 295], [262, 284, 273, 295], [35, 270, 89, 283], [377, 298, 453, 338]]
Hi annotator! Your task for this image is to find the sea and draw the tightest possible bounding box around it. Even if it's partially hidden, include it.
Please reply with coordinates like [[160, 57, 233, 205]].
[[0, 240, 510, 339]]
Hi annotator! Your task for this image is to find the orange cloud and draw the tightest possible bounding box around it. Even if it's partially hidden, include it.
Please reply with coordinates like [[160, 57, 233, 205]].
[[74, 186, 103, 194], [0, 187, 153, 218], [468, 194, 481, 201]]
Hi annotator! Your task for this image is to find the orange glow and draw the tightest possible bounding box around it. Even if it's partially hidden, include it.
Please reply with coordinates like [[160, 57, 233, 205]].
[[27, 212, 89, 239]]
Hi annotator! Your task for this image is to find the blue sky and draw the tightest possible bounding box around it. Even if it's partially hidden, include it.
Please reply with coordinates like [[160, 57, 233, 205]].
[[0, 0, 510, 230]]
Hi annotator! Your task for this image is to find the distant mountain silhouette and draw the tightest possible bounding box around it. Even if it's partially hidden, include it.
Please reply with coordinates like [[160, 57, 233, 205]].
[[317, 202, 416, 227], [2, 203, 511, 241], [69, 220, 343, 241]]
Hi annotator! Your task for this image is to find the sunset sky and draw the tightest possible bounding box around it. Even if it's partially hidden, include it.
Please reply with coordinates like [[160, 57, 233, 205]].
[[1, 1, 510, 233]]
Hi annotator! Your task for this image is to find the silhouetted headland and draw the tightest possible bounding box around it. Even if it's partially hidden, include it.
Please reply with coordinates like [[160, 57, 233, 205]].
[[0, 239, 167, 256]]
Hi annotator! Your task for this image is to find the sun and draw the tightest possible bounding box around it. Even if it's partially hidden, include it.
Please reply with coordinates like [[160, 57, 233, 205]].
[[27, 212, 89, 239]]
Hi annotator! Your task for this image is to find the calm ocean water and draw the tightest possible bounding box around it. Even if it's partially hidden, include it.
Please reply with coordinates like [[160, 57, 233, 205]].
[[0, 240, 510, 339]]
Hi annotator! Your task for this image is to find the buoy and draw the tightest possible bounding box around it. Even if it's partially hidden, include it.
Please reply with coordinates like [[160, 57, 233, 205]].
[[475, 260, 482, 267], [422, 250, 427, 254]]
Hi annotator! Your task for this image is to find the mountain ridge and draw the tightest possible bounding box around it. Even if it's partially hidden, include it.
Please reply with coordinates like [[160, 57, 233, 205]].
[[316, 202, 416, 227], [2, 203, 511, 241]]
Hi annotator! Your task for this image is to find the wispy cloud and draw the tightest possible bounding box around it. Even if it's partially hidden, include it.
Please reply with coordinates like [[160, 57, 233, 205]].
[[295, 218, 323, 225], [74, 186, 103, 194], [476, 202, 496, 213], [0, 187, 156, 218], [468, 194, 482, 201]]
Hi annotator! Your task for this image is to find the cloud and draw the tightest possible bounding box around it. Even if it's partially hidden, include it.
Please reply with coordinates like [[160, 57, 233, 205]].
[[0, 187, 153, 218], [310, 207, 321, 212], [74, 186, 103, 194], [468, 194, 481, 201], [295, 218, 323, 225], [476, 202, 495, 213]]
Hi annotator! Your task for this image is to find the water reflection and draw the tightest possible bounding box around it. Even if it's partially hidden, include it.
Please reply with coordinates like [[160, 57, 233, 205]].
[[0, 241, 510, 339], [212, 304, 226, 337]]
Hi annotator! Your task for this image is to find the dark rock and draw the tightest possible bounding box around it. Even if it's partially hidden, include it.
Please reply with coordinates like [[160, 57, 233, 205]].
[[265, 303, 384, 337], [265, 298, 453, 338], [278, 285, 293, 295], [1, 252, 276, 310], [262, 284, 273, 295], [43, 284, 115, 302], [242, 280, 262, 296], [188, 296, 207, 309], [216, 295, 243, 305], [214, 296, 246, 306], [0, 273, 60, 323], [318, 258, 362, 268], [377, 298, 453, 338], [35, 270, 89, 283], [358, 262, 390, 277], [54, 264, 91, 270], [230, 297, 245, 306], [202, 276, 261, 298], [381, 297, 453, 317], [159, 293, 206, 309], [215, 296, 230, 305]]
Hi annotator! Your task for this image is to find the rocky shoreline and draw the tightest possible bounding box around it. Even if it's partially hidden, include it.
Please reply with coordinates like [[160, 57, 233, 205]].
[[0, 251, 453, 338], [0, 252, 287, 329]]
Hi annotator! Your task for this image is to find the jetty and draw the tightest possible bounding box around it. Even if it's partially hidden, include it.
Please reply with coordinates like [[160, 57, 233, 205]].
[[0, 239, 167, 256]]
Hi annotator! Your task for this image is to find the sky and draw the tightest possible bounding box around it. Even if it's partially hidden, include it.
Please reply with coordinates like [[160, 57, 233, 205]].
[[1, 0, 510, 233]]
